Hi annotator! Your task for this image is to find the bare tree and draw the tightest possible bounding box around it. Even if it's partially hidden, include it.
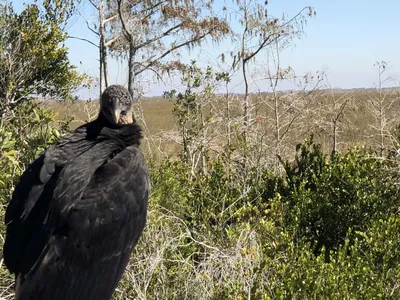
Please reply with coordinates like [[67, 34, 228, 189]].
[[107, 0, 230, 97], [231, 1, 315, 134], [72, 0, 121, 94], [225, 36, 323, 174], [366, 61, 400, 157], [96, 0, 109, 93], [314, 80, 355, 153], [78, 99, 100, 124], [260, 78, 323, 171], [227, 0, 315, 173], [0, 35, 32, 110]]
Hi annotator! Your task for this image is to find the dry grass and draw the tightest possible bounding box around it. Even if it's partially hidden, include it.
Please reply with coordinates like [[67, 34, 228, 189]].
[[45, 97, 175, 134], [40, 88, 400, 163]]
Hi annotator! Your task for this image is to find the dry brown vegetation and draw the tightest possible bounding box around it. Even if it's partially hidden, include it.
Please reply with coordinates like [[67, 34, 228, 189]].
[[43, 88, 400, 164]]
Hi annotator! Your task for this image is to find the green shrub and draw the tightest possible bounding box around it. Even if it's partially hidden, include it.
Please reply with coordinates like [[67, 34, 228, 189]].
[[276, 138, 400, 255]]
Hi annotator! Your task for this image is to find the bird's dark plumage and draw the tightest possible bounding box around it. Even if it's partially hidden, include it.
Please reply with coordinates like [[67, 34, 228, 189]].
[[3, 85, 149, 300]]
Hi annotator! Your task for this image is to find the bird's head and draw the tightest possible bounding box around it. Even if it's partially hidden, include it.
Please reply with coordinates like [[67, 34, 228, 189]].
[[100, 85, 134, 126]]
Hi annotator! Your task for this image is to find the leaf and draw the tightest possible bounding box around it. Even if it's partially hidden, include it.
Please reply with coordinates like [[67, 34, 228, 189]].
[[4, 149, 17, 162], [2, 140, 16, 150]]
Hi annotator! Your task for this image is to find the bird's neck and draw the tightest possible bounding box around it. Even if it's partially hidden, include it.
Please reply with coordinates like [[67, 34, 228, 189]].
[[95, 112, 143, 147], [97, 111, 116, 128]]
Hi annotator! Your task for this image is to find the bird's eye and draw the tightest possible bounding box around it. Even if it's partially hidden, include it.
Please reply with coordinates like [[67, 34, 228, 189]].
[[120, 110, 127, 116]]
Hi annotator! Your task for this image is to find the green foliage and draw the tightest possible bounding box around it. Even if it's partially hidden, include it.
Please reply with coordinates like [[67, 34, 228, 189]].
[[136, 137, 400, 299], [276, 137, 400, 255], [0, 102, 70, 216], [149, 158, 191, 214], [165, 61, 215, 163], [40, 0, 80, 24], [0, 1, 90, 113]]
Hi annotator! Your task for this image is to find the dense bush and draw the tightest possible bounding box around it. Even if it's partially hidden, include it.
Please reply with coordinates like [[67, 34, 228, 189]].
[[277, 138, 400, 255], [111, 137, 400, 299]]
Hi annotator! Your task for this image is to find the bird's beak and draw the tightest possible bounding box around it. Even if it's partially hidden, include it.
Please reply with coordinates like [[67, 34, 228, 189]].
[[113, 109, 121, 124]]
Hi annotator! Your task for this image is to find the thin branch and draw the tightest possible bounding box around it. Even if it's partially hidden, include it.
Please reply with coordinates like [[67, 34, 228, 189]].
[[133, 62, 165, 83], [243, 34, 273, 64], [88, 0, 98, 9], [281, 6, 312, 27], [77, 10, 99, 36], [104, 35, 119, 47], [117, 0, 133, 42], [134, 31, 212, 76], [139, 0, 167, 18], [243, 6, 311, 64], [104, 14, 118, 24], [68, 35, 99, 48], [134, 22, 183, 51]]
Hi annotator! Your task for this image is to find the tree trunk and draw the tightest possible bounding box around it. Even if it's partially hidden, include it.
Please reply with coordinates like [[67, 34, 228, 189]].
[[241, 60, 250, 178], [99, 1, 108, 95], [332, 119, 337, 153], [273, 89, 282, 173], [128, 44, 135, 97]]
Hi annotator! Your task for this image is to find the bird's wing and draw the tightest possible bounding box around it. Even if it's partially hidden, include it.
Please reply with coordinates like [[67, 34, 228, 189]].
[[4, 126, 93, 228], [3, 127, 109, 274], [55, 144, 149, 266], [14, 145, 149, 300]]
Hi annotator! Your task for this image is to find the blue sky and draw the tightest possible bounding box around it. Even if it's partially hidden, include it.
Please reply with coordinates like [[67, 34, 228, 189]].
[[14, 0, 400, 98], [274, 0, 400, 88]]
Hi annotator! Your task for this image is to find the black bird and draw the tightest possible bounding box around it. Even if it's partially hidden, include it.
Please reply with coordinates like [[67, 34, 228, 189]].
[[3, 85, 149, 300]]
